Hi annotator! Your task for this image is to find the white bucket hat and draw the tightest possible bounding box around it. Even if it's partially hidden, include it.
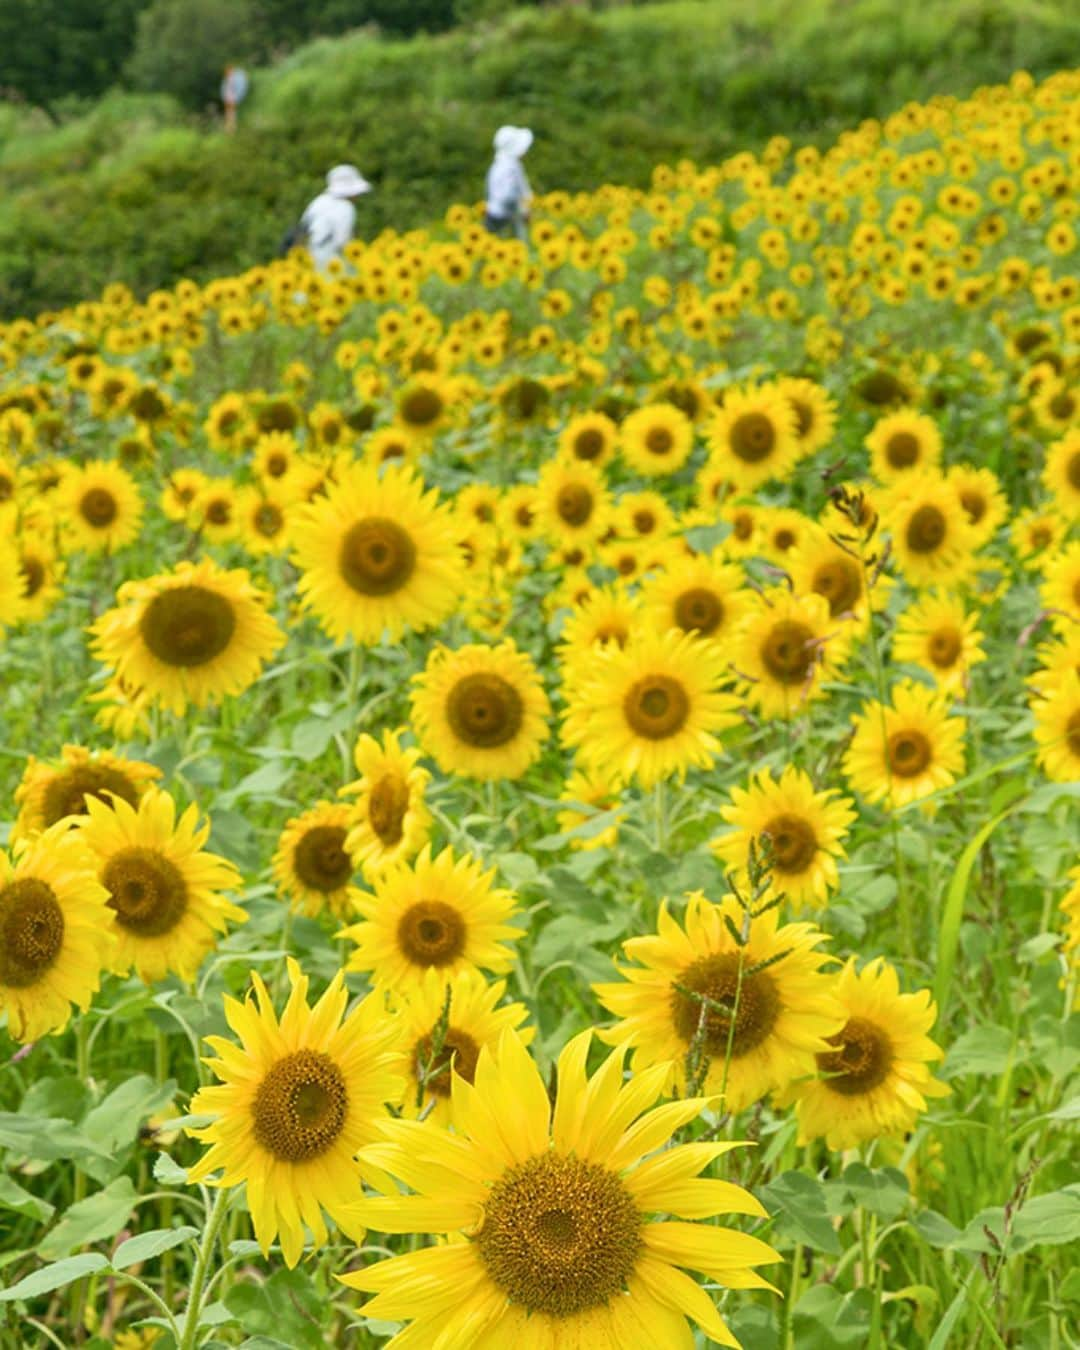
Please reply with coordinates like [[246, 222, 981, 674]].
[[493, 125, 533, 157], [326, 164, 372, 198]]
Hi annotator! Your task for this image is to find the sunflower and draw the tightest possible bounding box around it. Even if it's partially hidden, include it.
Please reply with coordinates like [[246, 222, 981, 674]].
[[161, 468, 209, 522], [411, 640, 550, 781], [272, 802, 359, 920], [844, 679, 966, 809], [536, 456, 612, 548], [498, 483, 542, 541], [395, 376, 452, 440], [947, 464, 1008, 546], [759, 506, 813, 562], [1040, 540, 1080, 634], [865, 409, 942, 482], [0, 823, 115, 1042], [787, 528, 883, 631], [338, 845, 522, 990], [342, 1029, 779, 1348], [238, 486, 293, 557], [1010, 507, 1067, 570], [190, 480, 241, 545], [615, 489, 677, 542], [12, 531, 64, 624], [252, 431, 299, 484], [91, 557, 286, 716], [706, 384, 799, 491], [774, 957, 948, 1149], [777, 376, 837, 458], [187, 960, 403, 1267], [892, 590, 986, 693], [556, 584, 641, 693], [561, 627, 739, 789], [391, 968, 533, 1125], [341, 729, 432, 877], [205, 391, 251, 450], [556, 766, 624, 851], [558, 410, 619, 467], [620, 403, 695, 476], [57, 460, 143, 553], [364, 426, 421, 469], [13, 745, 161, 842], [291, 462, 464, 645], [1032, 670, 1080, 782], [711, 766, 856, 912], [595, 893, 842, 1111], [1043, 429, 1080, 520], [639, 552, 752, 648], [733, 589, 844, 720], [880, 473, 977, 588], [77, 788, 245, 983]]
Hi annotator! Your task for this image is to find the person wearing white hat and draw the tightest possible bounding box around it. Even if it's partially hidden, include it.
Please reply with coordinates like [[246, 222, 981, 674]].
[[485, 125, 533, 241], [295, 164, 372, 270]]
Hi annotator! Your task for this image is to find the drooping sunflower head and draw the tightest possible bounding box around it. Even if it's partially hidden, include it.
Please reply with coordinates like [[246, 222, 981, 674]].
[[13, 745, 162, 843], [411, 640, 550, 782], [77, 787, 246, 984], [187, 959, 404, 1267], [1033, 668, 1080, 783], [273, 801, 358, 920], [1043, 428, 1080, 521], [555, 766, 624, 851], [91, 557, 286, 716], [341, 728, 432, 878], [339, 844, 523, 989], [0, 822, 115, 1042]]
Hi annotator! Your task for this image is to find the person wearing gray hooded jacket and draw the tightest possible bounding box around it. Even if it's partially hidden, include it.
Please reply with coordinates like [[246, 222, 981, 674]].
[[484, 125, 534, 241]]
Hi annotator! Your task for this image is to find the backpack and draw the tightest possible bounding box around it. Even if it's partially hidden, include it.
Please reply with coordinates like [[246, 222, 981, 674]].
[[277, 215, 310, 258]]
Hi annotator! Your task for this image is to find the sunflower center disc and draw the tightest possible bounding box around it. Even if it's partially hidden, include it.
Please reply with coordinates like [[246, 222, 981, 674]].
[[397, 900, 466, 967], [445, 672, 524, 749], [103, 847, 189, 937], [294, 825, 352, 892], [40, 764, 141, 827], [139, 585, 238, 668], [885, 432, 919, 468], [368, 774, 410, 846], [1067, 452, 1080, 491], [632, 509, 656, 534], [556, 483, 594, 527], [206, 499, 232, 526], [813, 559, 862, 618], [733, 511, 754, 540], [906, 504, 947, 554], [887, 730, 932, 778], [573, 429, 605, 461], [252, 1049, 349, 1162], [0, 879, 65, 987], [623, 674, 690, 739], [730, 411, 776, 463], [645, 426, 674, 455], [674, 587, 723, 635], [1066, 711, 1080, 757], [266, 453, 288, 477], [412, 1026, 481, 1096], [761, 619, 816, 685], [476, 1153, 642, 1318], [817, 1016, 894, 1094], [959, 491, 985, 524], [401, 388, 444, 426], [791, 400, 813, 437], [762, 813, 819, 873], [254, 504, 283, 536], [928, 628, 962, 667], [81, 487, 118, 527], [338, 517, 417, 596], [20, 557, 44, 597], [671, 953, 781, 1057]]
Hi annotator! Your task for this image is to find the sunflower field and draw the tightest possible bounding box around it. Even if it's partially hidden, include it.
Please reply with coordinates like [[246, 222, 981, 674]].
[[1, 61, 1079, 1350]]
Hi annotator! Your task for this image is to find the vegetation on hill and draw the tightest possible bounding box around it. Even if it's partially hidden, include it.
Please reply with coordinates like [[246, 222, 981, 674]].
[[2, 0, 1080, 316]]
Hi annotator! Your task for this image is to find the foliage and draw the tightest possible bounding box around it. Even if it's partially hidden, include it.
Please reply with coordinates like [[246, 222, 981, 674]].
[[126, 0, 260, 110]]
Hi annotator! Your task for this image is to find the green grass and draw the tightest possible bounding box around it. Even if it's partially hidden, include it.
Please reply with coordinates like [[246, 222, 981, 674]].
[[3, 0, 1080, 316]]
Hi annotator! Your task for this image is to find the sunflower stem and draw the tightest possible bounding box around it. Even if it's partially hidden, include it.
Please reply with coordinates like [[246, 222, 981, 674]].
[[155, 1029, 177, 1308], [179, 1187, 232, 1350], [652, 778, 669, 853], [73, 1015, 91, 1205]]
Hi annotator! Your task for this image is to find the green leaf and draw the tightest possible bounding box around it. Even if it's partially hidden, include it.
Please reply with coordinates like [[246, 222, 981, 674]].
[[82, 1075, 177, 1155], [0, 1113, 109, 1162], [758, 1171, 841, 1254], [913, 1209, 963, 1249], [0, 1174, 54, 1224], [1010, 1187, 1080, 1251], [153, 1152, 189, 1186], [941, 1025, 1014, 1079], [840, 1163, 909, 1220], [220, 759, 293, 805], [0, 1252, 111, 1302], [224, 1268, 325, 1350], [792, 1285, 874, 1345], [934, 801, 1022, 1016], [112, 1226, 199, 1268], [38, 1176, 137, 1261]]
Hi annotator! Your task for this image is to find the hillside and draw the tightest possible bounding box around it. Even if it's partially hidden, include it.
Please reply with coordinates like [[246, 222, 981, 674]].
[[2, 0, 1080, 316]]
